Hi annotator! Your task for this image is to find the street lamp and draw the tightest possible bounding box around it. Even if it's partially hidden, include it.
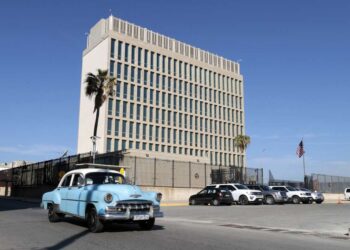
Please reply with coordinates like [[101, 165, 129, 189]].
[[90, 136, 100, 164]]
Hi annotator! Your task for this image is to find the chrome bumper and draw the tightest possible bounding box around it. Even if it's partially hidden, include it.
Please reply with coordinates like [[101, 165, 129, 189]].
[[99, 206, 164, 221]]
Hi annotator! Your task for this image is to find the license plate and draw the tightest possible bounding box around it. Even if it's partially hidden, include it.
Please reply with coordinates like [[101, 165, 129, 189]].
[[133, 215, 150, 221]]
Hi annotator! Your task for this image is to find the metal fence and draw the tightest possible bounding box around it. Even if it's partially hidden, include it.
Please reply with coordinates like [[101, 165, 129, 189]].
[[211, 166, 264, 185], [0, 151, 264, 198], [308, 174, 350, 193]]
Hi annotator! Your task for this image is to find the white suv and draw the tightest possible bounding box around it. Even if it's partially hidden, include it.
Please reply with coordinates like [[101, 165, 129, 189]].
[[210, 183, 264, 205], [270, 186, 312, 204], [344, 188, 350, 200]]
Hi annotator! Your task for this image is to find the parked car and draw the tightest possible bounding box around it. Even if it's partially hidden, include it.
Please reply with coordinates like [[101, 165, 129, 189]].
[[209, 183, 264, 205], [245, 184, 288, 205], [344, 188, 350, 200], [41, 168, 163, 232], [189, 186, 233, 206], [297, 188, 324, 204], [270, 186, 312, 204]]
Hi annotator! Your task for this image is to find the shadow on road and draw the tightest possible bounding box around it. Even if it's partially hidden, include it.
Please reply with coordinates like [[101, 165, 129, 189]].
[[63, 216, 165, 232], [0, 198, 40, 212], [40, 230, 89, 250]]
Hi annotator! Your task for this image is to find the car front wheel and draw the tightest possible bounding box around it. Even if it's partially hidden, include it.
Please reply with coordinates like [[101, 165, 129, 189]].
[[265, 196, 275, 205], [139, 218, 155, 230], [48, 204, 62, 223], [239, 195, 249, 205], [190, 199, 196, 205], [86, 207, 104, 233], [292, 196, 301, 204], [211, 199, 220, 206]]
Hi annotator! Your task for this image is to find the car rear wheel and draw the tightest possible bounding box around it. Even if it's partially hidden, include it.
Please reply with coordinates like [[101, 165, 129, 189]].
[[292, 196, 301, 204], [239, 195, 249, 205], [316, 200, 323, 204], [48, 204, 61, 223], [211, 199, 220, 206], [265, 196, 275, 205], [86, 206, 104, 233], [139, 218, 155, 230]]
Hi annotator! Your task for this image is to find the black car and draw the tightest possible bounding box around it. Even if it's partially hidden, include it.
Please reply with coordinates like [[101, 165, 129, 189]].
[[189, 186, 233, 206]]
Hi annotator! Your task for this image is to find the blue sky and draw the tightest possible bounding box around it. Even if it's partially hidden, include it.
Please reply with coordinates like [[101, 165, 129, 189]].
[[0, 0, 349, 182]]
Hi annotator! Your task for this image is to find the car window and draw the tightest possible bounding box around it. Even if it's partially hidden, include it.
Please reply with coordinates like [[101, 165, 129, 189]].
[[272, 187, 287, 192], [235, 184, 248, 190], [346, 189, 350, 193], [61, 175, 72, 187], [208, 189, 217, 194], [199, 189, 208, 195], [261, 186, 270, 191], [85, 172, 126, 185], [72, 174, 84, 187], [286, 186, 297, 191]]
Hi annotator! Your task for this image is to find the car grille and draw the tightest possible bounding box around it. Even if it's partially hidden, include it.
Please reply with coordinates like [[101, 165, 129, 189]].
[[116, 200, 153, 212], [252, 192, 262, 196], [305, 193, 311, 196]]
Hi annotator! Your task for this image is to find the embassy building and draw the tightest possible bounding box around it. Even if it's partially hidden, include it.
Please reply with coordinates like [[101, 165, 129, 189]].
[[77, 15, 245, 167]]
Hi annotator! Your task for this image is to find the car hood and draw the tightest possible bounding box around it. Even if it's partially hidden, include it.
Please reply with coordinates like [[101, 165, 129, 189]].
[[84, 184, 148, 200]]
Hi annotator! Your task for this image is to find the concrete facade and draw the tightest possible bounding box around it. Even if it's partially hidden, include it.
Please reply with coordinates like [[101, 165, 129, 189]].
[[78, 16, 245, 166]]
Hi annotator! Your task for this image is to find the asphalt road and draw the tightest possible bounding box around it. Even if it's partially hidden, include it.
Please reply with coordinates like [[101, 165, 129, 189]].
[[0, 198, 350, 250]]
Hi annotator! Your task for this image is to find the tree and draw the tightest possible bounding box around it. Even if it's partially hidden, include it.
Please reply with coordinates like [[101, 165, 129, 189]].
[[85, 69, 115, 162], [234, 134, 251, 153]]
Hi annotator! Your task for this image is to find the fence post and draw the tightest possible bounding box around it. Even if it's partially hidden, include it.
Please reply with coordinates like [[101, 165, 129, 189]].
[[189, 162, 191, 188], [134, 156, 137, 185], [30, 165, 34, 186], [204, 163, 207, 186], [172, 160, 175, 188], [154, 158, 157, 187]]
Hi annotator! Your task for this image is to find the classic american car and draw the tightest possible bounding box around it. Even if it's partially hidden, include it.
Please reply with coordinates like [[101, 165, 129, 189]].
[[41, 168, 163, 232]]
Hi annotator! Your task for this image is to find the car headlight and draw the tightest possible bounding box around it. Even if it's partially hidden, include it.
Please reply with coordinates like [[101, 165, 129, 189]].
[[104, 193, 113, 203], [156, 193, 162, 202]]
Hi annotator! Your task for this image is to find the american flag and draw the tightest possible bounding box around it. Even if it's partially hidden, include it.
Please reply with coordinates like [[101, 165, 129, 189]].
[[296, 140, 305, 158]]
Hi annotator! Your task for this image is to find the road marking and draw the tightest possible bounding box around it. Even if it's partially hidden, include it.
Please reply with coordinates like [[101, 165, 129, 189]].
[[160, 217, 213, 224], [220, 223, 350, 240]]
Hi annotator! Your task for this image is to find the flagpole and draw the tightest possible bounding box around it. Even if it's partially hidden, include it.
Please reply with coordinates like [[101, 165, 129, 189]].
[[302, 138, 306, 186]]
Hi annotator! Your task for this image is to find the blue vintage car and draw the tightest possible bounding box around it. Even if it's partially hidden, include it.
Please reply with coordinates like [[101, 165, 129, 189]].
[[41, 168, 163, 232]]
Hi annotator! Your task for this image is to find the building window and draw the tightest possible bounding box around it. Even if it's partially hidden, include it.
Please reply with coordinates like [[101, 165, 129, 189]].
[[130, 103, 134, 119], [111, 39, 116, 58], [122, 140, 126, 150], [115, 119, 119, 136], [117, 63, 122, 79], [131, 45, 136, 64], [143, 88, 148, 103], [129, 122, 133, 138], [150, 51, 154, 69], [136, 123, 140, 139], [137, 68, 141, 84], [107, 138, 112, 152], [108, 98, 113, 115], [144, 70, 148, 85], [142, 124, 147, 140], [149, 125, 153, 140], [123, 83, 128, 99], [124, 65, 128, 81], [117, 41, 122, 60], [144, 49, 148, 68], [123, 102, 127, 118], [116, 81, 121, 97], [156, 91, 160, 106], [137, 86, 141, 101], [124, 43, 129, 62], [136, 104, 141, 120], [138, 47, 142, 66], [107, 118, 112, 135], [131, 66, 135, 82], [143, 106, 147, 121], [122, 121, 127, 137], [115, 100, 120, 116], [109, 60, 115, 76], [149, 107, 153, 122]]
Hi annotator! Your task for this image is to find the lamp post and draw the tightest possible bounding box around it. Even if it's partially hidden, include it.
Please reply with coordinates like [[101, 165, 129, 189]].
[[90, 136, 100, 164]]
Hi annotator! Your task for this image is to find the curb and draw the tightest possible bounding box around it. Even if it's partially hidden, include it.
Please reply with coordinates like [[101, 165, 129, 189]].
[[161, 203, 188, 207]]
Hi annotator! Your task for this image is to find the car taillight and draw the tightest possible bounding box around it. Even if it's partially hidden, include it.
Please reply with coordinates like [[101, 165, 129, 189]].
[[218, 192, 223, 197]]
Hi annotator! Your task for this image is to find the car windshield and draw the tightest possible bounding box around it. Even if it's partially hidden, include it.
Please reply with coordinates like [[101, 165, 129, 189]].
[[235, 184, 248, 190], [261, 185, 270, 191], [85, 172, 126, 185], [286, 186, 297, 191]]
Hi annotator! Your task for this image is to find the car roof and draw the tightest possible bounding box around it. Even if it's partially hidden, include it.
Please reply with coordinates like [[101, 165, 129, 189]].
[[64, 168, 120, 176]]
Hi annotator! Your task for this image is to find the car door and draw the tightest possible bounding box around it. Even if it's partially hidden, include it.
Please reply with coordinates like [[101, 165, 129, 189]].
[[196, 188, 209, 204], [204, 187, 217, 204], [66, 173, 84, 216], [58, 174, 72, 213]]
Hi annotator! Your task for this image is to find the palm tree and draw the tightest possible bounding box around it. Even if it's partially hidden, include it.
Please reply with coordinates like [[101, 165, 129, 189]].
[[85, 69, 115, 163], [234, 134, 251, 153]]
